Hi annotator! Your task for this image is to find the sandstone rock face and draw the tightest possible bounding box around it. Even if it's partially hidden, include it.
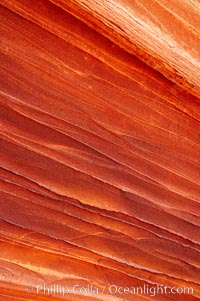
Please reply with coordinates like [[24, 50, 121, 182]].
[[0, 1, 200, 300]]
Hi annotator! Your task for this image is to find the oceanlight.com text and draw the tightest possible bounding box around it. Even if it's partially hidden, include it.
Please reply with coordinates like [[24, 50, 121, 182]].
[[25, 283, 194, 297]]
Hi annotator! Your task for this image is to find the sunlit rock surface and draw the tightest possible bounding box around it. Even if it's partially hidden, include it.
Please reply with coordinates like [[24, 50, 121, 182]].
[[0, 0, 200, 300]]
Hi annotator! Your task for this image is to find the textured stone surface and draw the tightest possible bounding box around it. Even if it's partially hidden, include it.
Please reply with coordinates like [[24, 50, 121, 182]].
[[0, 0, 200, 300]]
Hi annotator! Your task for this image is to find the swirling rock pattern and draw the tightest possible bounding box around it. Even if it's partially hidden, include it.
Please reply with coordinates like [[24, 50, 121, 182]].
[[0, 0, 200, 300]]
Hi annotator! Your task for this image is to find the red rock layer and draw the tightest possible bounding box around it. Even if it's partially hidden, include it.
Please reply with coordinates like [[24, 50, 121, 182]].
[[0, 0, 200, 300], [49, 0, 200, 97]]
